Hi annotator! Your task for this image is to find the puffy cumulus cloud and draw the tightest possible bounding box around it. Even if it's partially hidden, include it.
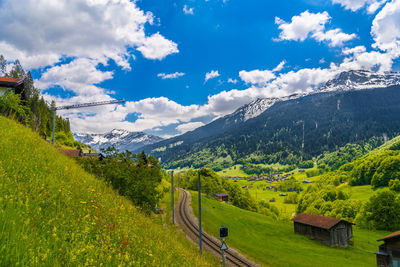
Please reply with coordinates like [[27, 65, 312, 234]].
[[239, 61, 286, 86], [205, 70, 220, 82], [275, 10, 356, 47], [342, 45, 367, 55], [338, 50, 393, 72], [332, 0, 388, 13], [183, 5, 194, 15], [0, 0, 178, 69], [312, 29, 357, 47], [176, 122, 205, 134], [157, 72, 185, 79], [137, 33, 179, 60], [371, 0, 400, 56], [239, 70, 275, 85], [36, 58, 113, 96], [275, 11, 330, 41]]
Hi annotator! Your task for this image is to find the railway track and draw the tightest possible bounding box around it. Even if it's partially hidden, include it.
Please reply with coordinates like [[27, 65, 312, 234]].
[[177, 189, 255, 267]]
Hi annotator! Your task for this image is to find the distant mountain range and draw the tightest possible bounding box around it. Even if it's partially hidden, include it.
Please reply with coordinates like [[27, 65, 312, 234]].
[[138, 70, 400, 169], [74, 129, 163, 152]]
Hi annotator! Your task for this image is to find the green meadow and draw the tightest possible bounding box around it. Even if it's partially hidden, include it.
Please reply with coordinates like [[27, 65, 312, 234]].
[[0, 116, 217, 266], [191, 191, 389, 267]]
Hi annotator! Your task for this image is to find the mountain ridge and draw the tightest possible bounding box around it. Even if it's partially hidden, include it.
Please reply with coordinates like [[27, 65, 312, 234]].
[[74, 128, 163, 152]]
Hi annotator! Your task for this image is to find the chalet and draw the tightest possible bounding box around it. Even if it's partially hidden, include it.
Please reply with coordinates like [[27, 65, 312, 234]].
[[292, 213, 353, 247], [0, 77, 24, 98], [215, 193, 229, 202], [375, 231, 400, 267]]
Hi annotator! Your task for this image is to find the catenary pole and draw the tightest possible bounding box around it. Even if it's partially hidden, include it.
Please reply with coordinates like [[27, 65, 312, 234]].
[[52, 109, 56, 146], [198, 170, 202, 255], [171, 171, 174, 224]]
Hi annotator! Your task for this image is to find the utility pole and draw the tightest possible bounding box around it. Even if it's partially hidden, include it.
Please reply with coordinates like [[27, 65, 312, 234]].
[[51, 99, 125, 146], [302, 120, 305, 162], [198, 170, 202, 256], [171, 171, 174, 225]]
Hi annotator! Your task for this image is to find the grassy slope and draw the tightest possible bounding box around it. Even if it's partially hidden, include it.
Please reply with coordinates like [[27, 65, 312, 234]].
[[0, 116, 216, 266], [191, 192, 388, 267]]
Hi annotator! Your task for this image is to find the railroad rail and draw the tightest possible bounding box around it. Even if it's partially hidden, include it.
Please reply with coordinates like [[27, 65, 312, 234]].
[[177, 189, 255, 267]]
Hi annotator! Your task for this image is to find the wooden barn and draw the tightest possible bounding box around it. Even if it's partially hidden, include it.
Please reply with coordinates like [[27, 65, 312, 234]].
[[375, 231, 400, 267], [292, 213, 353, 247], [215, 193, 229, 202]]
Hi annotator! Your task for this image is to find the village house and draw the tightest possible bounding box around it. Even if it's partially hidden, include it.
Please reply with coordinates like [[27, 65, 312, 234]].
[[0, 77, 24, 98], [292, 213, 353, 247], [375, 231, 400, 267]]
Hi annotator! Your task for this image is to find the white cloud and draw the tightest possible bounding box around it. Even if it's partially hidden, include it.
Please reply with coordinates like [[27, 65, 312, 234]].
[[137, 33, 179, 60], [272, 60, 286, 72], [0, 0, 178, 69], [227, 78, 238, 84], [332, 0, 388, 13], [342, 45, 367, 55], [239, 70, 275, 85], [36, 58, 113, 96], [312, 29, 357, 47], [371, 0, 400, 57], [239, 61, 286, 86], [275, 10, 356, 47], [205, 70, 220, 82], [176, 122, 205, 134], [157, 72, 185, 79], [275, 11, 330, 41], [183, 5, 194, 15]]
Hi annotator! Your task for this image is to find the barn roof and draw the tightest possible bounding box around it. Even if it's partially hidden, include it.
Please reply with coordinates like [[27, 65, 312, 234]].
[[292, 213, 352, 230], [215, 193, 229, 197], [378, 230, 400, 241]]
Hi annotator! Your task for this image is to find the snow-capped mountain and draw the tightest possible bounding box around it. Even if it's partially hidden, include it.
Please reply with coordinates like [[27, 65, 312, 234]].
[[318, 70, 400, 92], [74, 129, 163, 152], [226, 93, 308, 123], [226, 70, 400, 124]]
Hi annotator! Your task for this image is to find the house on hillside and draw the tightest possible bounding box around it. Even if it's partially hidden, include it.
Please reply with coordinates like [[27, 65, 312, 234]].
[[0, 77, 24, 98], [375, 231, 400, 267], [214, 193, 229, 202], [292, 213, 353, 247]]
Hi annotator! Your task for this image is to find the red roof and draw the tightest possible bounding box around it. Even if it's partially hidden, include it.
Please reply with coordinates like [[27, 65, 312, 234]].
[[378, 230, 400, 241], [292, 213, 351, 230], [60, 149, 80, 157], [0, 77, 21, 83]]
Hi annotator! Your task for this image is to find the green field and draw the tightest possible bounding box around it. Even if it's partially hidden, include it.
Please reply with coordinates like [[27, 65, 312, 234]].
[[0, 116, 216, 266], [191, 191, 388, 267]]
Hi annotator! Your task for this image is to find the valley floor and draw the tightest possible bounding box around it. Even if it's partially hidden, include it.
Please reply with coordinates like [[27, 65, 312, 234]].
[[190, 191, 389, 267]]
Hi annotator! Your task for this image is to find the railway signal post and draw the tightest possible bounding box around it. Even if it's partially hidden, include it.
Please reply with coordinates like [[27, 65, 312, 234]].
[[220, 226, 229, 267]]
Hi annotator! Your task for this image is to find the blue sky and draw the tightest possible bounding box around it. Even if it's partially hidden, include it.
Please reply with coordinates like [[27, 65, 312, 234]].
[[0, 0, 399, 137]]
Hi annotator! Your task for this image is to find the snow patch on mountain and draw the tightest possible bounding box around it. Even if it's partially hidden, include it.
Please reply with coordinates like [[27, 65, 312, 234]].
[[228, 70, 400, 123]]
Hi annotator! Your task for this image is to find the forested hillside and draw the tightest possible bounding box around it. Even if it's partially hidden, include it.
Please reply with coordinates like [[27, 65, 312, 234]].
[[297, 134, 400, 231], [144, 85, 400, 170], [0, 55, 80, 148]]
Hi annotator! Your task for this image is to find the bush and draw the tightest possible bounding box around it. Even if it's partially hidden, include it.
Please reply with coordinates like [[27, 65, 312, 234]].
[[356, 190, 400, 231], [389, 178, 400, 192], [283, 192, 298, 204]]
